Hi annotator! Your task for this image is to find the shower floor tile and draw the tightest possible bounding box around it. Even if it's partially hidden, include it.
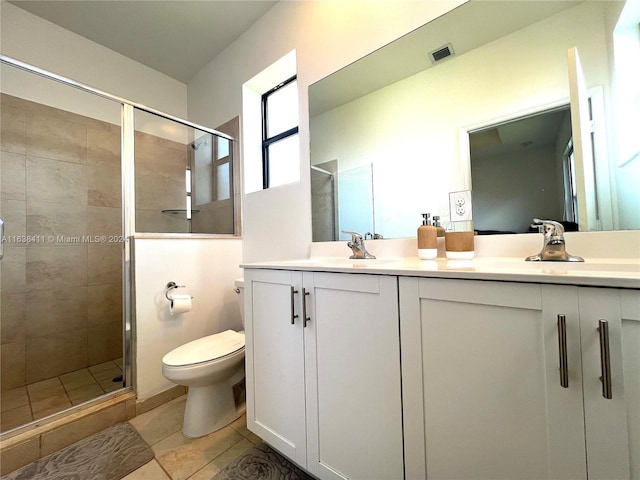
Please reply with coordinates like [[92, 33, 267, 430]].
[[1, 405, 33, 432], [67, 383, 105, 406], [27, 378, 67, 405], [90, 363, 122, 382], [0, 358, 124, 433], [0, 386, 29, 413], [60, 369, 97, 391]]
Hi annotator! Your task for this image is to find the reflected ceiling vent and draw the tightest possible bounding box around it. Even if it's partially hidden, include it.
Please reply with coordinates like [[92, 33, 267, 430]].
[[429, 43, 455, 64]]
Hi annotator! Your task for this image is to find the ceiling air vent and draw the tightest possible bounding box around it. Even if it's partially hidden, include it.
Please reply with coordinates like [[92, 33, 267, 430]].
[[429, 43, 455, 64]]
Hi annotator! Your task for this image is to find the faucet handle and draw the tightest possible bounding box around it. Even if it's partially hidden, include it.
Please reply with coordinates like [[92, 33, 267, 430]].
[[532, 218, 565, 237], [341, 231, 363, 244]]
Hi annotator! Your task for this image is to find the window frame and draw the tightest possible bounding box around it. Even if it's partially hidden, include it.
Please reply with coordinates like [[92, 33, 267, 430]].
[[261, 75, 299, 189]]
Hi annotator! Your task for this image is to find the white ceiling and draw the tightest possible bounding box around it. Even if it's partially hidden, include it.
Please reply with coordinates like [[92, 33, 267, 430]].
[[470, 107, 571, 159], [8, 0, 278, 83]]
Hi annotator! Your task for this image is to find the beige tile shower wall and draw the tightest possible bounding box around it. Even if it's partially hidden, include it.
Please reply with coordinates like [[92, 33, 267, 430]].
[[191, 200, 234, 234], [134, 131, 190, 233], [0, 94, 123, 390]]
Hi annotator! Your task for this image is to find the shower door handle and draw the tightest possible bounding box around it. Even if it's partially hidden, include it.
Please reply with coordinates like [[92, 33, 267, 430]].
[[0, 217, 4, 260]]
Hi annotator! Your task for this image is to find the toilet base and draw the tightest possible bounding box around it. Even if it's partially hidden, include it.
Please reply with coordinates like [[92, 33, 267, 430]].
[[182, 375, 246, 438]]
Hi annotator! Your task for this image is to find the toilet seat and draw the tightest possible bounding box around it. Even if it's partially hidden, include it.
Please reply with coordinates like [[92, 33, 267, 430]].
[[162, 330, 245, 367]]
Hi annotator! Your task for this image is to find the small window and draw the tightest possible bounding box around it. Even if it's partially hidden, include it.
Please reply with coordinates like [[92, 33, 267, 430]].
[[213, 136, 232, 201], [262, 76, 299, 189]]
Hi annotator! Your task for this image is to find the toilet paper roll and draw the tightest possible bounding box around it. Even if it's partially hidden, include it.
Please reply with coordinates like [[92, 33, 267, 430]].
[[169, 294, 192, 316]]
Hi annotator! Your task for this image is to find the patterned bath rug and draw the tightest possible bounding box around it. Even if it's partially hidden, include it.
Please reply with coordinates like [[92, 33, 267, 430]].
[[2, 422, 154, 480], [213, 442, 314, 480]]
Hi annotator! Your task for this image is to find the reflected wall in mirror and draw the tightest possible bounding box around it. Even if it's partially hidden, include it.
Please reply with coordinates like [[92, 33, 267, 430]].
[[309, 0, 640, 241], [311, 162, 375, 241], [470, 106, 573, 234]]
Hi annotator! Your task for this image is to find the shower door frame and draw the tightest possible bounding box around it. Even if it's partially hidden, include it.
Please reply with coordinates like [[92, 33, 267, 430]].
[[0, 54, 233, 430]]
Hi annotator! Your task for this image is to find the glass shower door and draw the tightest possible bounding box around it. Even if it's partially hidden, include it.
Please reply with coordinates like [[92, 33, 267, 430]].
[[337, 164, 374, 240], [0, 62, 126, 433]]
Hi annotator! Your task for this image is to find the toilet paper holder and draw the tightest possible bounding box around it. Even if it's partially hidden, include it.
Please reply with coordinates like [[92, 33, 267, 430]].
[[165, 281, 193, 301]]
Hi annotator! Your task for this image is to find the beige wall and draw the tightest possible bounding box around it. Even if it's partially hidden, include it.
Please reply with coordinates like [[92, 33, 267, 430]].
[[0, 1, 187, 119], [187, 0, 466, 262], [133, 237, 243, 400], [0, 94, 123, 390]]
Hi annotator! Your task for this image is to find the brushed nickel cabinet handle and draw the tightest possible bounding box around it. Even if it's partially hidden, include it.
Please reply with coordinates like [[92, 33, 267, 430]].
[[598, 319, 612, 399], [290, 286, 299, 325], [302, 288, 310, 328], [557, 314, 569, 388]]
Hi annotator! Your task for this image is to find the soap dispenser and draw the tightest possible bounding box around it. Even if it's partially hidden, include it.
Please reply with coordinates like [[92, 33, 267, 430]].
[[418, 213, 437, 260], [433, 215, 445, 237]]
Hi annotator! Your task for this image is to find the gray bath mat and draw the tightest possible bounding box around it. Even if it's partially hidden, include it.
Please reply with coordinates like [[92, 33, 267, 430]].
[[213, 443, 313, 480], [2, 422, 154, 480]]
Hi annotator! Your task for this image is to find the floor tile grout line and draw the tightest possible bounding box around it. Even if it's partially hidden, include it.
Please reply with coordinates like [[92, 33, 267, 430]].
[[128, 396, 187, 448], [23, 378, 60, 418], [56, 372, 74, 406], [59, 369, 99, 392], [141, 422, 183, 448], [184, 435, 247, 480], [24, 384, 36, 420], [153, 458, 173, 480], [87, 368, 109, 394]]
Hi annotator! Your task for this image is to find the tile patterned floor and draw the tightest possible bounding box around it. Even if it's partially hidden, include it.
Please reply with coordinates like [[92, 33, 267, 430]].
[[126, 396, 261, 480], [0, 359, 124, 433]]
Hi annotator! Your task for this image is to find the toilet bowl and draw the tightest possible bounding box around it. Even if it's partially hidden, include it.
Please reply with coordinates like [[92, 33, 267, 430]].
[[161, 278, 246, 438]]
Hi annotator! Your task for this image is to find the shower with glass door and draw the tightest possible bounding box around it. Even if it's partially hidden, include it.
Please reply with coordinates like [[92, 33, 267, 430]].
[[0, 56, 236, 435], [0, 60, 127, 433]]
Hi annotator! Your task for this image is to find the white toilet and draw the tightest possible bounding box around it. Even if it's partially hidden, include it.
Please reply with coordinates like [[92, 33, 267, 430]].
[[162, 278, 246, 438]]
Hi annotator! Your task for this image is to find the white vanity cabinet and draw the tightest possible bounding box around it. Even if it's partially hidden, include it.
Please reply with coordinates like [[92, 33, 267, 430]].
[[399, 277, 639, 480], [244, 268, 404, 480], [244, 269, 307, 466]]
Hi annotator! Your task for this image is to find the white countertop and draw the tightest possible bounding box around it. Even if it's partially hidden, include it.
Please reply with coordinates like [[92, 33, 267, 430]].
[[240, 256, 640, 289]]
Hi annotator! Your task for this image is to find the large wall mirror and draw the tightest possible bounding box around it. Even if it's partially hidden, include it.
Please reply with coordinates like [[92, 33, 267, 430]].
[[309, 0, 640, 241]]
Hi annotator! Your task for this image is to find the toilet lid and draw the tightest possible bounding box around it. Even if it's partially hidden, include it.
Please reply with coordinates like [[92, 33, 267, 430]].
[[162, 330, 245, 367]]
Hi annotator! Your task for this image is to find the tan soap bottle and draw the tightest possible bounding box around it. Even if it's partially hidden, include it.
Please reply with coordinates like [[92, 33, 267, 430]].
[[417, 213, 437, 260]]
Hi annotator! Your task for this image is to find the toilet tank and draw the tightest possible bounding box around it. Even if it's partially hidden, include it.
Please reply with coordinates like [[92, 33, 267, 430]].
[[234, 278, 245, 327]]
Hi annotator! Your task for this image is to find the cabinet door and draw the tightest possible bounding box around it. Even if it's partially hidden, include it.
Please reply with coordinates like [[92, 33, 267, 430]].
[[304, 272, 403, 480], [579, 287, 639, 480], [400, 277, 587, 480], [244, 269, 306, 466], [621, 290, 640, 480]]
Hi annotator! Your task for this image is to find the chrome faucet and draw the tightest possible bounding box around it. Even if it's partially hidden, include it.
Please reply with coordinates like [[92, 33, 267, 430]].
[[526, 219, 584, 262], [364, 232, 384, 240], [342, 231, 376, 259]]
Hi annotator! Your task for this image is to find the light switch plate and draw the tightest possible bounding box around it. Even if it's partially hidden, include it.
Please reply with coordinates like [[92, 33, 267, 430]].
[[449, 190, 472, 222]]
